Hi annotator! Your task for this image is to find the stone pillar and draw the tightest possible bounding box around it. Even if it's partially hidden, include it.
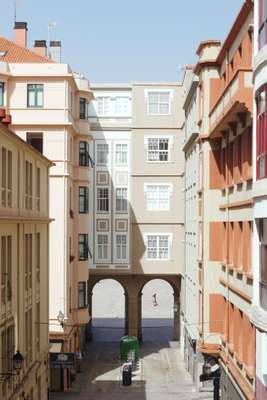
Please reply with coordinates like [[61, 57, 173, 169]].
[[173, 293, 180, 341], [138, 292, 142, 342], [124, 291, 129, 335], [127, 295, 139, 338], [86, 290, 93, 342]]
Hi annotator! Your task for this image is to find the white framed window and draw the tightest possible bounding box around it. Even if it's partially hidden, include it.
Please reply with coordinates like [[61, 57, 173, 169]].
[[96, 96, 131, 117], [145, 184, 171, 210], [147, 91, 171, 115], [116, 234, 127, 260], [115, 144, 128, 165], [97, 144, 109, 165], [147, 138, 169, 162], [97, 234, 108, 260], [146, 234, 171, 260], [116, 188, 128, 212], [97, 187, 109, 212]]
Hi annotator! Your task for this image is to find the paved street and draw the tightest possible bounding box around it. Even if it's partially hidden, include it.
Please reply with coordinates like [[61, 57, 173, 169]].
[[50, 341, 212, 400]]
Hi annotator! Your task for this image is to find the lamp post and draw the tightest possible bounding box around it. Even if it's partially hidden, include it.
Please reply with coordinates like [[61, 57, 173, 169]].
[[57, 311, 65, 328], [0, 350, 24, 382]]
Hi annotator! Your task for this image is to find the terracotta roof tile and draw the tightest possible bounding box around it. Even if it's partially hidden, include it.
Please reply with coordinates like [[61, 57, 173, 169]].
[[0, 36, 52, 63]]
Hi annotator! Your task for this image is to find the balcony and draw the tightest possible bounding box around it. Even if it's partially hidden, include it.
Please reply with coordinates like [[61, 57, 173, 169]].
[[209, 69, 253, 138]]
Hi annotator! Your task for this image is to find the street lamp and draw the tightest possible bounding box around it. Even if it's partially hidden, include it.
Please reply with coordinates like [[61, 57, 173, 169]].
[[13, 350, 24, 372], [0, 350, 24, 382], [57, 311, 64, 328]]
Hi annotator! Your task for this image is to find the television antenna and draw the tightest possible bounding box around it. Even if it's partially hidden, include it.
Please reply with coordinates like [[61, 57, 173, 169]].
[[14, 0, 23, 23]]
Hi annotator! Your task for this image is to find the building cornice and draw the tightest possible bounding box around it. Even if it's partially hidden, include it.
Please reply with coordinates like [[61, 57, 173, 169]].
[[249, 304, 267, 332]]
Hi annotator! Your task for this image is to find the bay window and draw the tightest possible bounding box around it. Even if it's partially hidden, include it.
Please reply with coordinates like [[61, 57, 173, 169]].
[[79, 141, 89, 167], [115, 144, 128, 165], [97, 187, 109, 212], [116, 188, 127, 212], [80, 97, 87, 120], [97, 234, 108, 260], [97, 144, 109, 165], [116, 234, 127, 260]]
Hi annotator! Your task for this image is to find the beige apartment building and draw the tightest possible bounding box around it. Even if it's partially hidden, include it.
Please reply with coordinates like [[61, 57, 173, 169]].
[[88, 80, 186, 340], [0, 22, 93, 391], [0, 119, 51, 400]]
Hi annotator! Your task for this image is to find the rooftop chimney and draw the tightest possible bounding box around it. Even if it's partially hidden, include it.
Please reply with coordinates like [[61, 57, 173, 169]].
[[32, 40, 47, 57], [14, 22, 28, 48], [49, 41, 61, 63]]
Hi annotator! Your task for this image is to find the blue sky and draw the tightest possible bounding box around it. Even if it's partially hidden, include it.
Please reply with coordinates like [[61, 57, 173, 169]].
[[0, 0, 243, 82]]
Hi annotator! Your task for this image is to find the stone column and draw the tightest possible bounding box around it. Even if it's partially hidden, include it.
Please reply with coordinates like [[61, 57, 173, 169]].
[[127, 295, 140, 338], [86, 290, 93, 342], [124, 291, 129, 335], [173, 293, 180, 341]]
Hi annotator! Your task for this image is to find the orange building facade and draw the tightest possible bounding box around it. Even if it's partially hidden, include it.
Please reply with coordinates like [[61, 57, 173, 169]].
[[190, 1, 257, 399]]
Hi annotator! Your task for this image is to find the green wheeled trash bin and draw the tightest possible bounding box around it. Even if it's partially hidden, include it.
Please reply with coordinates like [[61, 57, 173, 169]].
[[120, 336, 140, 362]]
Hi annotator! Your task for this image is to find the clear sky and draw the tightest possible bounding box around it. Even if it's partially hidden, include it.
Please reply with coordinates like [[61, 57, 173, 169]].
[[0, 0, 244, 82]]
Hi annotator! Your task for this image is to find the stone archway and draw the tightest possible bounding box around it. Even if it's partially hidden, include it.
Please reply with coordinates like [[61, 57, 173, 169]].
[[87, 274, 181, 343], [87, 278, 129, 342], [138, 277, 180, 342]]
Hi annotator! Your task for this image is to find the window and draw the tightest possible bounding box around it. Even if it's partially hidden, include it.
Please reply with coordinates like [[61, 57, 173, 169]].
[[259, 0, 267, 49], [25, 234, 32, 291], [96, 96, 130, 116], [116, 188, 127, 212], [25, 160, 33, 209], [27, 84, 43, 108], [79, 186, 89, 213], [80, 97, 87, 119], [79, 141, 89, 167], [36, 167, 40, 211], [116, 234, 127, 260], [115, 144, 128, 165], [97, 187, 109, 212], [147, 138, 169, 162], [146, 234, 170, 260], [0, 82, 4, 106], [97, 234, 108, 260], [259, 219, 267, 311], [145, 185, 170, 210], [36, 233, 40, 284], [36, 302, 40, 352], [147, 91, 170, 115], [256, 86, 267, 179], [1, 236, 12, 305], [78, 282, 87, 308], [26, 132, 43, 154], [78, 234, 88, 261], [1, 147, 12, 207], [97, 144, 109, 165]]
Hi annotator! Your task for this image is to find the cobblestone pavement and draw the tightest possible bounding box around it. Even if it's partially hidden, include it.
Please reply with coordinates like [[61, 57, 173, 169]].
[[50, 341, 213, 400]]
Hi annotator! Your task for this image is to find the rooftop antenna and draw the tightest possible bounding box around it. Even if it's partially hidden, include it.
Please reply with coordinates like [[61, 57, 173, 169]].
[[47, 21, 57, 56], [14, 0, 23, 23]]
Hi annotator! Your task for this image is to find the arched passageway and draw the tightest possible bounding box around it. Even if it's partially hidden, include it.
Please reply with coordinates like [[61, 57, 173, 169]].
[[140, 279, 179, 342], [90, 279, 127, 342]]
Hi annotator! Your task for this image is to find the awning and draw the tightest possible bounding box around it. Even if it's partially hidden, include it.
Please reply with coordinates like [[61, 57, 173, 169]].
[[49, 343, 62, 353]]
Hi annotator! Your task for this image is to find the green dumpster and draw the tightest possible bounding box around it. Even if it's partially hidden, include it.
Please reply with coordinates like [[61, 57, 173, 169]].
[[120, 336, 140, 361]]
